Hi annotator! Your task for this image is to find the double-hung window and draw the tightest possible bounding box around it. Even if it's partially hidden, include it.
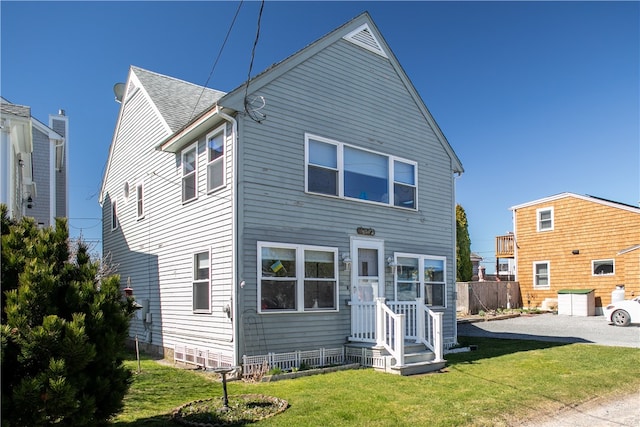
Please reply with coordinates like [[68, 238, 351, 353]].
[[533, 261, 550, 289], [305, 134, 417, 209], [136, 182, 144, 219], [193, 251, 210, 312], [537, 207, 554, 231], [182, 144, 197, 203], [207, 125, 225, 192], [393, 254, 446, 307], [258, 242, 338, 313]]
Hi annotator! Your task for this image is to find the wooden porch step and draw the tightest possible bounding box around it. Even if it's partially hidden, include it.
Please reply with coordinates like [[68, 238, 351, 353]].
[[346, 341, 447, 376]]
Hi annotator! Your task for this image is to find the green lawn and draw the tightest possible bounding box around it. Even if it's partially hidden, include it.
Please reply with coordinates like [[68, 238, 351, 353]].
[[112, 338, 640, 426]]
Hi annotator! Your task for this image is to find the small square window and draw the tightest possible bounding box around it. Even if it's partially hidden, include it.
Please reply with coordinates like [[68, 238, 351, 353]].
[[592, 259, 614, 276]]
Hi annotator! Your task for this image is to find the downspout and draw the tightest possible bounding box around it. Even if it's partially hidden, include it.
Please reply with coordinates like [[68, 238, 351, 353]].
[[452, 171, 459, 346], [215, 106, 239, 362]]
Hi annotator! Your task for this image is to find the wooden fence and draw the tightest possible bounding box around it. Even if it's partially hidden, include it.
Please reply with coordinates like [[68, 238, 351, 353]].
[[456, 281, 522, 315]]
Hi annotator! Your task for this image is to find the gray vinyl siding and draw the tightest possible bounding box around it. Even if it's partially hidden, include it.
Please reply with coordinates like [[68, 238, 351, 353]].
[[30, 127, 51, 226], [235, 38, 458, 354], [102, 88, 235, 355], [50, 117, 67, 218]]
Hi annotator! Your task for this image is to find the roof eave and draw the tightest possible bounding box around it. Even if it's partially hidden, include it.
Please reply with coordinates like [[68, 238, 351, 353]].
[[156, 105, 235, 153]]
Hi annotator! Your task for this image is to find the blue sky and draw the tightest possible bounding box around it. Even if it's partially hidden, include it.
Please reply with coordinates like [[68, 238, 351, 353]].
[[2, 1, 638, 271]]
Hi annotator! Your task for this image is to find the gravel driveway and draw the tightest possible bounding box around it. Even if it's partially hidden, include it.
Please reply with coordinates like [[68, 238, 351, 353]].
[[457, 313, 640, 426], [457, 312, 639, 348]]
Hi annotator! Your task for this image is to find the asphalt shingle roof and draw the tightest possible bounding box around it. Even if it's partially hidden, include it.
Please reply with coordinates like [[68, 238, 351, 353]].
[[131, 66, 226, 133]]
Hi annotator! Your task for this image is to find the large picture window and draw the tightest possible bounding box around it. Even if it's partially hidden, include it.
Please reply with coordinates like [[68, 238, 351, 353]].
[[207, 126, 225, 192], [182, 144, 197, 203], [258, 242, 338, 313], [305, 134, 417, 209], [193, 251, 210, 312], [393, 254, 446, 307]]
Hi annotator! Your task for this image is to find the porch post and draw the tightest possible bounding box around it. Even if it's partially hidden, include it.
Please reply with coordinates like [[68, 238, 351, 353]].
[[433, 311, 444, 362], [415, 297, 424, 344], [374, 297, 386, 348]]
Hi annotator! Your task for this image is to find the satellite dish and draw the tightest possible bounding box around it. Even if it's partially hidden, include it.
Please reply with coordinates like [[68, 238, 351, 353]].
[[113, 83, 126, 103]]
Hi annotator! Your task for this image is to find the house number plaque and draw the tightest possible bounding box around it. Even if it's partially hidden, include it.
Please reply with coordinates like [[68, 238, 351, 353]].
[[356, 227, 375, 236]]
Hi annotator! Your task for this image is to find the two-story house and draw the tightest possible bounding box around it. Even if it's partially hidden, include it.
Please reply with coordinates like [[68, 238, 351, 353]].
[[1, 97, 68, 225], [100, 13, 464, 376], [496, 193, 640, 313]]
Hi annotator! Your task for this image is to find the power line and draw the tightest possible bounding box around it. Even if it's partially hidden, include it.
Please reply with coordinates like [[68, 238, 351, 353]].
[[244, 0, 266, 123], [188, 0, 245, 123]]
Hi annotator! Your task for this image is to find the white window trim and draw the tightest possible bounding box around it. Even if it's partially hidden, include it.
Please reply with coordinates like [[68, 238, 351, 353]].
[[181, 142, 198, 204], [393, 253, 447, 307], [206, 124, 226, 193], [533, 261, 550, 289], [111, 199, 118, 231], [193, 249, 211, 314], [304, 133, 418, 210], [536, 207, 554, 232], [136, 181, 144, 220], [592, 259, 615, 276], [257, 241, 339, 314]]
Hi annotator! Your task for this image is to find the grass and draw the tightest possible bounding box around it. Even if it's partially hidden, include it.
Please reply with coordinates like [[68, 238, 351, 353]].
[[112, 338, 640, 426]]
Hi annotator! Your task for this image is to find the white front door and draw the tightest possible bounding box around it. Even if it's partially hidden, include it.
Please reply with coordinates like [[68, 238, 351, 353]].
[[351, 238, 385, 303]]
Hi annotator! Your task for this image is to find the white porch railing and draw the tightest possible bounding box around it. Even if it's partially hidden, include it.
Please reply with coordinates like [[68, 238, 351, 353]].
[[349, 297, 444, 366]]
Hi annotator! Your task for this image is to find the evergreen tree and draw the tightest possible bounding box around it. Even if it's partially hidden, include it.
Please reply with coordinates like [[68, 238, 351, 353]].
[[456, 204, 473, 282], [1, 205, 134, 426]]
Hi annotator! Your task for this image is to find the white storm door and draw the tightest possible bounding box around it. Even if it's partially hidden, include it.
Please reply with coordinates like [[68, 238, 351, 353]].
[[351, 238, 385, 303]]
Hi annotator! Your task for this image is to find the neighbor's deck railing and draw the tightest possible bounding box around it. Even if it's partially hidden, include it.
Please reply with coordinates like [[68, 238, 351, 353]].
[[495, 234, 515, 258]]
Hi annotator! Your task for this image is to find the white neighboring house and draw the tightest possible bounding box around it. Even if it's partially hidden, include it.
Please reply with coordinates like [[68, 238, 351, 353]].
[[0, 97, 68, 226], [100, 13, 464, 376]]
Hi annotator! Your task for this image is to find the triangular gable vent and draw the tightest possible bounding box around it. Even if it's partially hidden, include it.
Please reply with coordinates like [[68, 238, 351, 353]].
[[343, 24, 387, 58]]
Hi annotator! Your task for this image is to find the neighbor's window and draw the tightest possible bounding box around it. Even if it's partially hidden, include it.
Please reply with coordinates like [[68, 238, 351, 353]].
[[394, 254, 446, 307], [592, 259, 614, 276], [537, 207, 554, 231], [136, 182, 144, 219], [207, 125, 225, 192], [258, 242, 338, 313], [533, 261, 550, 289], [193, 251, 210, 312], [111, 200, 118, 230], [305, 134, 417, 209], [182, 144, 197, 203]]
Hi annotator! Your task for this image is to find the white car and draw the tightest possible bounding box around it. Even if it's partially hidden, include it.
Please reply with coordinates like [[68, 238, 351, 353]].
[[604, 296, 640, 326]]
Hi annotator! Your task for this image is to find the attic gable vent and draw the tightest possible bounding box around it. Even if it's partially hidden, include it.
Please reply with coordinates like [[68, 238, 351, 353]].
[[343, 24, 387, 58]]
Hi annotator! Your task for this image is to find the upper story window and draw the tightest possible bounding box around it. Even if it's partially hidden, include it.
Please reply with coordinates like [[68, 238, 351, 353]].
[[111, 200, 118, 230], [193, 251, 210, 313], [537, 207, 554, 232], [182, 143, 197, 203], [592, 259, 614, 276], [305, 134, 417, 209], [258, 242, 338, 313], [207, 125, 225, 193], [393, 254, 446, 307], [533, 261, 550, 289], [136, 182, 144, 220]]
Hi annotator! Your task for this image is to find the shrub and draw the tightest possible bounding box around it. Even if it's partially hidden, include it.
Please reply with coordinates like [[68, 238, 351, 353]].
[[1, 206, 135, 425]]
